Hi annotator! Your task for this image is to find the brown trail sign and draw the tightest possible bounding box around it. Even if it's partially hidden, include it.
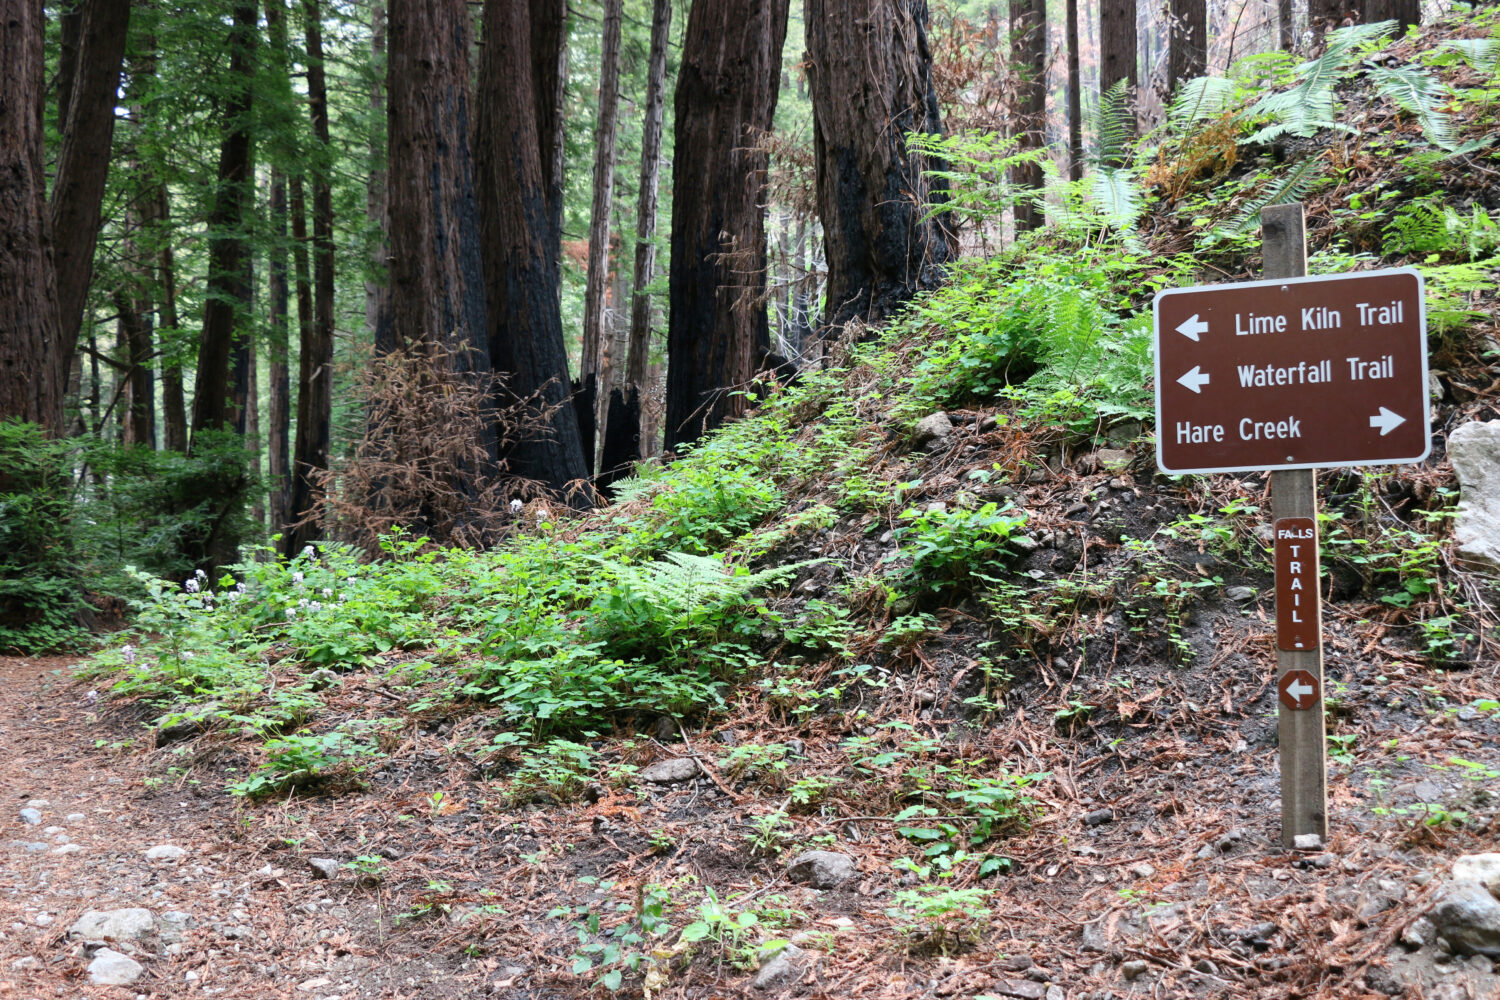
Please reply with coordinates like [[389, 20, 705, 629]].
[[1152, 204, 1432, 849]]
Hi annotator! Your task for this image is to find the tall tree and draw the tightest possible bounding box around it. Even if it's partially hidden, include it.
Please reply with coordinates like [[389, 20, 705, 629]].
[[0, 0, 64, 429], [283, 0, 338, 557], [152, 184, 189, 451], [475, 0, 592, 493], [579, 0, 625, 469], [262, 0, 294, 530], [1066, 0, 1082, 181], [1099, 0, 1137, 141], [1010, 0, 1046, 232], [805, 0, 950, 329], [50, 0, 132, 405], [366, 3, 391, 354], [1168, 0, 1207, 87], [190, 0, 259, 436]]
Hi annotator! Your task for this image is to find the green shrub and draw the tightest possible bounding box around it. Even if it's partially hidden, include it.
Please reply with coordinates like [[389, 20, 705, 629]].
[[895, 502, 1027, 593], [0, 420, 86, 653]]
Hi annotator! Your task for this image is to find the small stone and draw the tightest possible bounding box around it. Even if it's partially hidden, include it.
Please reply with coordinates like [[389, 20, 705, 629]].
[[1234, 921, 1278, 943], [25, 799, 48, 809], [17, 809, 41, 826], [639, 758, 702, 784], [307, 668, 340, 691], [925, 501, 948, 514], [1429, 880, 1500, 957], [307, 858, 340, 880], [145, 844, 187, 861], [87, 948, 144, 986], [31, 914, 51, 927], [752, 943, 806, 990], [989, 981, 1045, 999], [67, 908, 156, 943], [1307, 854, 1335, 869], [912, 412, 954, 449], [65, 813, 85, 824], [41, 826, 63, 835], [1010, 535, 1041, 553], [1093, 448, 1133, 471], [1045, 987, 1065, 1000], [51, 844, 83, 856], [1121, 959, 1150, 981], [786, 850, 857, 889], [1226, 586, 1256, 602], [1193, 958, 1218, 975], [1293, 833, 1324, 850], [1084, 808, 1114, 827], [21, 841, 47, 853], [1452, 854, 1500, 894], [158, 912, 193, 945], [9, 956, 40, 971], [1129, 862, 1156, 879]]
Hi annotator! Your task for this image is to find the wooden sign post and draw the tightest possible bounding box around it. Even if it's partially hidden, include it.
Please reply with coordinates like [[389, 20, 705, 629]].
[[1261, 204, 1328, 847]]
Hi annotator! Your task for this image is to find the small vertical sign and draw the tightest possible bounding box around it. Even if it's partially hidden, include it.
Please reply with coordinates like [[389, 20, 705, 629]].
[[1275, 516, 1321, 653]]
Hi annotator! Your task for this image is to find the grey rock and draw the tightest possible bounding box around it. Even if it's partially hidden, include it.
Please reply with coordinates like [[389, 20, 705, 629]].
[[51, 843, 83, 855], [1193, 959, 1218, 975], [1401, 916, 1435, 949], [21, 841, 47, 853], [308, 857, 340, 880], [307, 668, 340, 691], [989, 981, 1045, 999], [26, 798, 48, 808], [1226, 586, 1256, 602], [640, 758, 702, 784], [1129, 862, 1156, 879], [1428, 880, 1500, 957], [158, 911, 193, 945], [145, 844, 187, 861], [1307, 853, 1335, 869], [87, 948, 144, 986], [1010, 534, 1041, 553], [9, 956, 40, 971], [1448, 420, 1500, 569], [787, 850, 857, 889], [1045, 987, 1066, 1000], [752, 943, 806, 990], [912, 412, 954, 449], [18, 808, 42, 826], [1084, 808, 1114, 827], [1121, 959, 1150, 981], [1293, 833, 1324, 850], [1234, 921, 1278, 943], [1452, 854, 1500, 894], [64, 813, 85, 824], [67, 908, 156, 943], [1106, 421, 1144, 447], [1093, 448, 1133, 471]]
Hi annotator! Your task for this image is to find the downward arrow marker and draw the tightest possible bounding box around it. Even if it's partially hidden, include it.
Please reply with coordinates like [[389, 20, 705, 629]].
[[1177, 366, 1211, 394], [1176, 314, 1210, 341], [1369, 407, 1406, 436], [1287, 679, 1315, 704]]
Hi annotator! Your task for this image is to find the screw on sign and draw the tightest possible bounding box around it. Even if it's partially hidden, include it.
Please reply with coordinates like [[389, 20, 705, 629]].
[[1278, 670, 1320, 711]]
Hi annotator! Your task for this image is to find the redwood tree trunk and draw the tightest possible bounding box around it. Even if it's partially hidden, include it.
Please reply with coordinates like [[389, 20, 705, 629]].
[[267, 171, 291, 535], [283, 0, 338, 557], [1308, 0, 1346, 38], [1100, 0, 1138, 129], [665, 0, 790, 451], [367, 3, 391, 354], [190, 0, 258, 437], [580, 0, 623, 408], [476, 0, 592, 493], [1010, 0, 1046, 232], [0, 0, 64, 429], [806, 0, 950, 328], [1278, 0, 1293, 49], [1363, 0, 1418, 30], [154, 184, 188, 451], [50, 0, 131, 401], [1168, 0, 1207, 87], [1066, 0, 1082, 181]]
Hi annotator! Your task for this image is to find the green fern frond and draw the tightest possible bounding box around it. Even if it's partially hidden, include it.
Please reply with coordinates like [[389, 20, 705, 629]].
[[1213, 156, 1323, 238], [1167, 76, 1240, 129], [598, 552, 814, 620], [1090, 167, 1142, 231], [1443, 38, 1499, 74], [1092, 79, 1134, 167], [1369, 65, 1458, 149], [1244, 20, 1395, 143]]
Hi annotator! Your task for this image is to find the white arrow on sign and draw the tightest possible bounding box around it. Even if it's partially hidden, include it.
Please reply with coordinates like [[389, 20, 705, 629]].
[[1176, 314, 1210, 342], [1177, 366, 1211, 394], [1369, 407, 1406, 436], [1287, 679, 1315, 704]]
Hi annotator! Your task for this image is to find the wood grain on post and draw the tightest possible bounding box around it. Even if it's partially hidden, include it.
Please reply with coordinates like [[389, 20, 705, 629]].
[[1261, 203, 1329, 847]]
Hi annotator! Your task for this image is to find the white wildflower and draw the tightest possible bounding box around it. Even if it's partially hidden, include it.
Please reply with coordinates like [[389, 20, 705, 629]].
[[286, 608, 297, 620], [298, 598, 310, 608], [510, 499, 524, 514], [292, 571, 304, 585], [121, 645, 136, 665], [195, 568, 208, 580], [309, 601, 323, 611], [322, 588, 333, 598], [302, 545, 315, 559], [236, 582, 248, 594], [184, 578, 200, 593]]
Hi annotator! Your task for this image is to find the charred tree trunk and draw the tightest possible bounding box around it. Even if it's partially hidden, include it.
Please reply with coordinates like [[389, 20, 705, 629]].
[[1100, 0, 1138, 134], [1278, 0, 1293, 49], [1307, 0, 1346, 39], [1168, 0, 1206, 87], [1066, 0, 1083, 180], [665, 0, 790, 451], [0, 0, 64, 429], [1363, 0, 1418, 30], [618, 0, 672, 452], [579, 0, 623, 434], [475, 0, 592, 494], [190, 0, 258, 437], [50, 0, 131, 400], [1010, 0, 1046, 232], [805, 0, 950, 328], [367, 3, 391, 354], [283, 0, 338, 557]]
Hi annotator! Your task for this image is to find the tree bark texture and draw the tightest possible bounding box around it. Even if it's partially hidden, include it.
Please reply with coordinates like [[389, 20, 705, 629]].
[[665, 0, 790, 452], [190, 0, 258, 436], [580, 0, 623, 394], [1066, 0, 1082, 180], [1100, 0, 1138, 112], [805, 0, 950, 327], [0, 0, 64, 429], [1010, 0, 1046, 232], [1278, 0, 1293, 49], [625, 0, 672, 394], [1168, 0, 1206, 87], [50, 0, 131, 402], [154, 184, 188, 451], [284, 0, 337, 556], [1307, 0, 1347, 37], [1364, 0, 1418, 30], [476, 0, 592, 493], [267, 172, 291, 535]]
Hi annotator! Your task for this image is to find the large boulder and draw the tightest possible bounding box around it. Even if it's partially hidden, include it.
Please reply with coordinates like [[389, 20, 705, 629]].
[[1428, 880, 1500, 958], [1447, 421, 1500, 569], [1452, 853, 1500, 895]]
